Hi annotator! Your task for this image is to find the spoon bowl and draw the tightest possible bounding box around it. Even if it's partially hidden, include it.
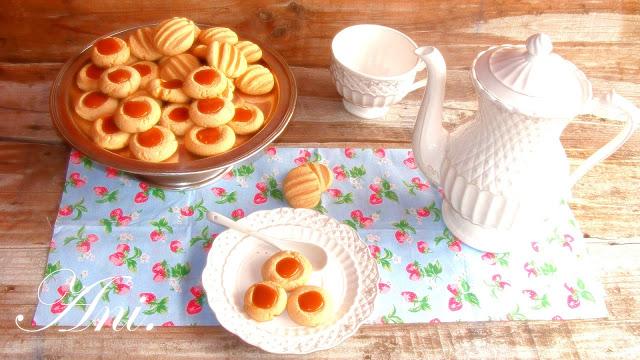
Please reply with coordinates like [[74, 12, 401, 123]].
[[207, 211, 329, 271]]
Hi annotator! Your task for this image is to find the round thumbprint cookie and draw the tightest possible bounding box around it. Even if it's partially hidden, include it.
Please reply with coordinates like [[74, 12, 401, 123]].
[[91, 37, 130, 68], [189, 97, 234, 127], [227, 103, 265, 135], [90, 115, 131, 150], [75, 91, 119, 121], [129, 126, 178, 162], [159, 103, 194, 136], [286, 286, 333, 327], [114, 96, 161, 133], [244, 281, 287, 322], [98, 65, 141, 98], [184, 125, 235, 157], [261, 250, 312, 291]]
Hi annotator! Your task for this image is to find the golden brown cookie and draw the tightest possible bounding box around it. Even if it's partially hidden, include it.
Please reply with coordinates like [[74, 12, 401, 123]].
[[153, 17, 197, 56], [131, 61, 159, 89], [128, 26, 163, 61], [159, 103, 194, 136], [261, 251, 312, 291], [234, 40, 262, 63], [148, 78, 190, 103], [206, 41, 247, 79], [129, 126, 178, 162], [158, 53, 201, 81], [283, 164, 322, 208], [75, 91, 119, 121], [182, 66, 227, 99], [98, 65, 141, 99], [235, 64, 275, 95], [244, 281, 287, 322], [287, 286, 333, 327], [90, 115, 131, 150], [227, 103, 264, 135], [184, 125, 236, 157], [220, 77, 235, 101], [307, 163, 332, 192], [91, 37, 130, 68], [189, 97, 235, 127], [198, 27, 238, 45], [76, 63, 106, 91], [113, 95, 162, 133], [190, 44, 208, 59]]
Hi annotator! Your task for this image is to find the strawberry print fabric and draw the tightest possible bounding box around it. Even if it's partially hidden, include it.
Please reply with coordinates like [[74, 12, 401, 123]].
[[33, 147, 607, 327]]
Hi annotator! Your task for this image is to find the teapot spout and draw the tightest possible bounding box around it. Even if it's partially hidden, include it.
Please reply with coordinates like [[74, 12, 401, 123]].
[[412, 46, 449, 186]]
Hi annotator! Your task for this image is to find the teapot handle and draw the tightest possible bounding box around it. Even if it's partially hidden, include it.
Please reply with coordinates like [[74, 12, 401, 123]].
[[570, 90, 639, 186]]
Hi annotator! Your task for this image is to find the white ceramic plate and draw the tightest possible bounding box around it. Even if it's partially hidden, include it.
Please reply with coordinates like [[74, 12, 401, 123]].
[[202, 207, 379, 354]]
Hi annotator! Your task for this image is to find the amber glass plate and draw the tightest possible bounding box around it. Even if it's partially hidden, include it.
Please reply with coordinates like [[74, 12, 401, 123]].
[[50, 24, 296, 189]]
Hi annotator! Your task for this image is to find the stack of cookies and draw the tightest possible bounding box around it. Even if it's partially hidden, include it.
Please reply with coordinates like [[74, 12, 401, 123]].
[[73, 17, 276, 163]]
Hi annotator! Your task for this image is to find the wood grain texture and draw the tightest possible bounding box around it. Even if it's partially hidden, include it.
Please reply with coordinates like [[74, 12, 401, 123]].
[[1, 0, 640, 358]]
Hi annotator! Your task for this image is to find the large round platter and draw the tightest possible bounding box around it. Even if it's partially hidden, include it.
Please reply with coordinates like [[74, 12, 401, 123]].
[[50, 23, 296, 189], [202, 208, 379, 354]]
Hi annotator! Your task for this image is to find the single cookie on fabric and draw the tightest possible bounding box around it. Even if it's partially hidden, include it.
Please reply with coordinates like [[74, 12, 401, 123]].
[[131, 61, 159, 89], [159, 103, 194, 136], [307, 162, 332, 192], [227, 103, 264, 135], [91, 37, 130, 68], [198, 27, 238, 45], [75, 91, 119, 121], [128, 26, 163, 61], [261, 251, 312, 291], [114, 95, 161, 133], [149, 78, 190, 103], [189, 97, 235, 127], [234, 40, 262, 63], [244, 281, 287, 322], [235, 64, 274, 95], [184, 125, 236, 157], [287, 286, 333, 327], [99, 65, 141, 99], [182, 66, 227, 99], [129, 125, 178, 162], [90, 115, 131, 150], [76, 63, 106, 91], [159, 53, 201, 81], [206, 41, 247, 79], [153, 17, 197, 56], [283, 164, 322, 209]]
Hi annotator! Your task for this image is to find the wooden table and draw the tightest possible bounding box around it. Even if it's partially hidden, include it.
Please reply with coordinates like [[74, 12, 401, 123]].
[[1, 1, 639, 358]]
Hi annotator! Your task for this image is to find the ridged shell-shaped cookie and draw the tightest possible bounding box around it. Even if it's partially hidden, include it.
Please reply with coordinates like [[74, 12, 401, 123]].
[[159, 53, 201, 80], [198, 27, 239, 45], [128, 27, 162, 61], [234, 64, 275, 95], [283, 164, 322, 209], [153, 17, 197, 56], [206, 41, 247, 79], [235, 40, 262, 63]]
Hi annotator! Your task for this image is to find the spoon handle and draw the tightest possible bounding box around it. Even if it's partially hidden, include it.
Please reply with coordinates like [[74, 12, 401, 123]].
[[206, 211, 282, 250]]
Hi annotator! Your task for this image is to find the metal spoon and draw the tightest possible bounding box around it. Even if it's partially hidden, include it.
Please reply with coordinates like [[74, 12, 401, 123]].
[[207, 211, 329, 271]]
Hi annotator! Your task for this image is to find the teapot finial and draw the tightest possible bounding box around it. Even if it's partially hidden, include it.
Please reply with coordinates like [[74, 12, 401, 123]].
[[526, 33, 553, 57]]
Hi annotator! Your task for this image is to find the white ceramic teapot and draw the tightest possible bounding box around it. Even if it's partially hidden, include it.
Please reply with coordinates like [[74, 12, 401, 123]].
[[413, 33, 639, 253]]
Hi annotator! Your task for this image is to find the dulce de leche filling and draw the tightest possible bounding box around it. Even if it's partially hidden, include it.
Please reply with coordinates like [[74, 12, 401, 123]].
[[101, 116, 120, 134], [95, 38, 121, 55], [168, 107, 189, 122], [251, 284, 277, 309], [107, 68, 132, 83], [132, 63, 151, 77], [298, 291, 324, 312], [233, 107, 253, 122], [123, 100, 151, 118], [196, 127, 221, 144], [83, 91, 109, 108], [86, 64, 105, 80], [197, 98, 225, 114], [137, 127, 163, 148], [193, 69, 218, 85], [275, 257, 301, 278]]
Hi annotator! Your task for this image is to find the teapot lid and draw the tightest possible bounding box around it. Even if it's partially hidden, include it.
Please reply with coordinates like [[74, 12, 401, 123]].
[[472, 33, 592, 118]]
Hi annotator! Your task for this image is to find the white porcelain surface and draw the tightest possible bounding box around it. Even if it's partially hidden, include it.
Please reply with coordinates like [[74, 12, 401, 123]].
[[330, 24, 426, 118], [412, 33, 640, 253], [202, 208, 379, 354]]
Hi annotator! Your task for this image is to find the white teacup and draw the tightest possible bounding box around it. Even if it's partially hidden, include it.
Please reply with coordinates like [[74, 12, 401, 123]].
[[330, 24, 426, 119]]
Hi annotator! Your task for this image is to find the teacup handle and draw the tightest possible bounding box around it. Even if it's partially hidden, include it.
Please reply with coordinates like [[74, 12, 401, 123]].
[[405, 59, 428, 94], [570, 90, 639, 186]]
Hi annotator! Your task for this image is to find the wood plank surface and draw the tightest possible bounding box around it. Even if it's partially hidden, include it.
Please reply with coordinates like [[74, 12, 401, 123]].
[[1, 0, 640, 358]]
